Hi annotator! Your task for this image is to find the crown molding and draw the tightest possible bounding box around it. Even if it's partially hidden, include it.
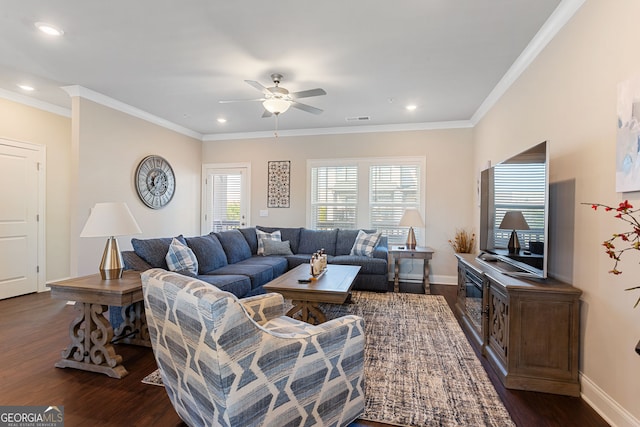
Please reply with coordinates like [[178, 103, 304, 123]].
[[61, 85, 203, 140], [202, 120, 474, 141], [470, 0, 586, 125], [0, 88, 71, 117]]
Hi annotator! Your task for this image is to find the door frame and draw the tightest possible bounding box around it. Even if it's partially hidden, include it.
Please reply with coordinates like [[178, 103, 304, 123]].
[[0, 137, 46, 293], [201, 162, 251, 234]]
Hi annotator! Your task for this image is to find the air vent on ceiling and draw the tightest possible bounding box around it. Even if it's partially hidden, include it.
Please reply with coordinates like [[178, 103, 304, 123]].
[[345, 116, 370, 122]]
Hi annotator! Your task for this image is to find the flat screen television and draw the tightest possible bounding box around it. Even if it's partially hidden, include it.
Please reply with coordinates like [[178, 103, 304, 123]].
[[478, 141, 549, 279]]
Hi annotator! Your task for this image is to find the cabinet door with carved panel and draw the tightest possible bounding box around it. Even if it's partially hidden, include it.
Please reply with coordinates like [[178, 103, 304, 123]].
[[486, 277, 509, 368]]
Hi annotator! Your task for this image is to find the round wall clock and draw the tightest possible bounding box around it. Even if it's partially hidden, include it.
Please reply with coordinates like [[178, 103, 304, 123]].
[[135, 155, 175, 209]]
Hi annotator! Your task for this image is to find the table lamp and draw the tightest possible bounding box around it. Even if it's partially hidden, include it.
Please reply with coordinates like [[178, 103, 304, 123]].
[[80, 202, 142, 279], [499, 211, 529, 254], [399, 208, 425, 250]]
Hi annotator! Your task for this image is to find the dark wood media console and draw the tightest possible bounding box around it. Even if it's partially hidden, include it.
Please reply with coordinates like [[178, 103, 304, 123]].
[[455, 253, 582, 397]]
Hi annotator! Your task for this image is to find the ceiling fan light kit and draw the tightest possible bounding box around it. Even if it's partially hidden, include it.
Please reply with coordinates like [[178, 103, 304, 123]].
[[263, 98, 291, 115]]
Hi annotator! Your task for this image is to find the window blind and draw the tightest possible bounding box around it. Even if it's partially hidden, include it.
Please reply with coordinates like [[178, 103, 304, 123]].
[[310, 165, 358, 229], [370, 164, 421, 244], [210, 173, 242, 232]]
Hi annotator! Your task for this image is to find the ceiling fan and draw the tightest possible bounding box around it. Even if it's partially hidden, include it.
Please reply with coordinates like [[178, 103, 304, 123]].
[[219, 73, 326, 117]]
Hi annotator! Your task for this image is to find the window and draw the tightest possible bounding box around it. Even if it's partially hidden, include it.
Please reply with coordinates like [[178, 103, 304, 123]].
[[370, 164, 421, 243], [202, 164, 250, 233], [310, 165, 358, 229], [308, 157, 424, 244]]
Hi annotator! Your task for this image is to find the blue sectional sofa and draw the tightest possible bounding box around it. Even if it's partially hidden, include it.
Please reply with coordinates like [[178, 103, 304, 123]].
[[121, 226, 389, 297]]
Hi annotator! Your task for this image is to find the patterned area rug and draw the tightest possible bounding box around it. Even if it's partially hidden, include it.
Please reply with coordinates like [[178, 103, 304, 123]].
[[142, 291, 514, 427]]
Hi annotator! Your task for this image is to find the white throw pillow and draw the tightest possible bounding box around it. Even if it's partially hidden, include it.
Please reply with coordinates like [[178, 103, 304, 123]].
[[166, 237, 199, 274], [256, 229, 282, 256], [350, 230, 382, 257]]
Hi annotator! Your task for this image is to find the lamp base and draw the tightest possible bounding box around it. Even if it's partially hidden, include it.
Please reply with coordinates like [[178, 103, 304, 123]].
[[99, 237, 124, 280], [507, 230, 521, 254], [406, 227, 417, 250]]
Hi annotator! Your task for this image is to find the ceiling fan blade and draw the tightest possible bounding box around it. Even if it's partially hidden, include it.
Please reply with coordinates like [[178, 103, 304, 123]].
[[219, 98, 265, 103], [262, 110, 273, 118], [291, 101, 323, 115], [290, 88, 326, 99], [245, 80, 272, 95]]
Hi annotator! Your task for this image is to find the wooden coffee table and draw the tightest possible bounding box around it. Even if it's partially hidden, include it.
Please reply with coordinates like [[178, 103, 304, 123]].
[[48, 271, 150, 379], [264, 264, 360, 325]]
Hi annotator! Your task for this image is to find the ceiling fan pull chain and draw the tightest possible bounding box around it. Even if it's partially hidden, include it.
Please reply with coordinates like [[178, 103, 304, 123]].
[[274, 113, 279, 138]]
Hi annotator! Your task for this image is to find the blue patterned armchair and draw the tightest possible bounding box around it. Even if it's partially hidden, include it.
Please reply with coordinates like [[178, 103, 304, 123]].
[[142, 269, 365, 427]]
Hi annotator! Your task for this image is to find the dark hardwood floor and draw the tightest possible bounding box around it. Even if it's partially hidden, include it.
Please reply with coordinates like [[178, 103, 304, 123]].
[[0, 283, 609, 427]]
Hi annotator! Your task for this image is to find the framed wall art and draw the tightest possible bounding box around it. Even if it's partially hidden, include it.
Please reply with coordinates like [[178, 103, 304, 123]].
[[267, 160, 291, 208]]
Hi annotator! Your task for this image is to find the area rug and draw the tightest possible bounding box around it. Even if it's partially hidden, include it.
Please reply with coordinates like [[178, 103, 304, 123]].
[[142, 292, 514, 427]]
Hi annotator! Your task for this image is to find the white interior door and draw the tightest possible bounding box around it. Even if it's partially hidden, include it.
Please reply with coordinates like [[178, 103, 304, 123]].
[[0, 140, 41, 299]]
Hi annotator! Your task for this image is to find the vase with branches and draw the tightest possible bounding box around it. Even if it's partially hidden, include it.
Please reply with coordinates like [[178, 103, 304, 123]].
[[449, 228, 476, 254], [587, 200, 640, 307]]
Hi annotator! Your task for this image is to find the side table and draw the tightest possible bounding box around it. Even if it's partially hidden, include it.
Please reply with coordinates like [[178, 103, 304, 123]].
[[48, 271, 149, 379], [388, 246, 434, 293]]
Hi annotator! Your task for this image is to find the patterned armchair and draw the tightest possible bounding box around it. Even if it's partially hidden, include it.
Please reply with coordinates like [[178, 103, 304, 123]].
[[142, 269, 365, 427]]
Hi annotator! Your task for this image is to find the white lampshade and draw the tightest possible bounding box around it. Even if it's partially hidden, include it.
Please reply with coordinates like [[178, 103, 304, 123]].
[[498, 211, 529, 231], [80, 202, 141, 280], [263, 98, 291, 115], [399, 208, 425, 227], [80, 202, 141, 238]]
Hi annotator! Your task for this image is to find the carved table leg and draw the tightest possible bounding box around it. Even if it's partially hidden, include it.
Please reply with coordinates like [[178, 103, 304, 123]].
[[55, 302, 128, 378], [394, 258, 400, 292], [423, 259, 430, 294], [286, 300, 327, 325], [114, 301, 151, 347]]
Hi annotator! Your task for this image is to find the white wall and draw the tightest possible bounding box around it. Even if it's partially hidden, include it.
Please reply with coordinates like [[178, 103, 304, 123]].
[[474, 1, 640, 425], [203, 128, 474, 284], [70, 98, 202, 277], [0, 98, 71, 282]]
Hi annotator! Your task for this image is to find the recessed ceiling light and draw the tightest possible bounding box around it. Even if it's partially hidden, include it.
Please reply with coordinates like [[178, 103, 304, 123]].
[[406, 105, 417, 111], [17, 84, 35, 92], [34, 22, 64, 36], [217, 118, 227, 124]]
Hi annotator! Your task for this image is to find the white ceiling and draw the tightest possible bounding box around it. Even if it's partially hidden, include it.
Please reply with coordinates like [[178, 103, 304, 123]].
[[0, 1, 581, 139]]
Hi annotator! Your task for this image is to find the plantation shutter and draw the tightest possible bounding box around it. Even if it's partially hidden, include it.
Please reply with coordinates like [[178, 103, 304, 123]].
[[310, 165, 358, 229], [370, 164, 421, 244]]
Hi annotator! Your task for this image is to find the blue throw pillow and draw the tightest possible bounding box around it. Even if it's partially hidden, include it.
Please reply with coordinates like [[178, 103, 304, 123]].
[[185, 234, 228, 274], [350, 230, 382, 257], [165, 238, 198, 275]]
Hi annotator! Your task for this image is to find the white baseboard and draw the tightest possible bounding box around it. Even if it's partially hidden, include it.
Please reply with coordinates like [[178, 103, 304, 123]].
[[580, 372, 640, 427], [387, 273, 457, 286]]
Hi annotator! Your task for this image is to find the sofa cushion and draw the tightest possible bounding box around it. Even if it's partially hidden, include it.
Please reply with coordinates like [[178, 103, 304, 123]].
[[195, 274, 252, 298], [297, 228, 338, 255], [336, 229, 376, 255], [165, 238, 198, 275], [215, 229, 252, 264], [210, 263, 274, 288], [263, 239, 293, 256], [350, 230, 382, 257], [330, 255, 388, 275], [235, 256, 289, 277], [256, 229, 281, 255], [185, 234, 228, 274], [257, 226, 303, 254], [131, 235, 186, 269], [238, 227, 259, 254]]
